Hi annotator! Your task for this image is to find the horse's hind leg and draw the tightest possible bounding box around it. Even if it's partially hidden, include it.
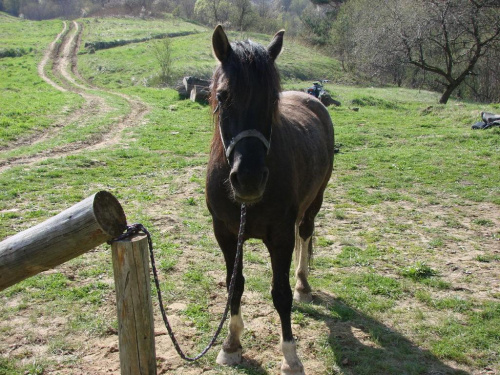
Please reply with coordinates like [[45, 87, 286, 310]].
[[294, 226, 313, 303], [212, 218, 245, 366], [294, 189, 326, 303]]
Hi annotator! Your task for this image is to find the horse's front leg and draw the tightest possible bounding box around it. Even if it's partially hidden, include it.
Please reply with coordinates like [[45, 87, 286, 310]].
[[213, 218, 245, 366], [265, 228, 305, 375]]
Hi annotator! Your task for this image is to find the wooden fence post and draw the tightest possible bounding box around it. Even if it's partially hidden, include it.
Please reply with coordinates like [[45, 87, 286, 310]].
[[0, 191, 127, 291], [112, 233, 157, 375]]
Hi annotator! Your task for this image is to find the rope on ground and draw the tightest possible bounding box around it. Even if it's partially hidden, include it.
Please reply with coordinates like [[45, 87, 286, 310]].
[[110, 203, 247, 361]]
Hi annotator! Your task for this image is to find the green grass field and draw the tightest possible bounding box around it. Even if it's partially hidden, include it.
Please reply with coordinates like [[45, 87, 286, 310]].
[[0, 17, 83, 147], [0, 13, 499, 375]]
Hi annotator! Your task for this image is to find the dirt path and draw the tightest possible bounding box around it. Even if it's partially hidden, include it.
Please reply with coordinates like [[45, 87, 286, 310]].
[[38, 20, 68, 92], [0, 20, 149, 172]]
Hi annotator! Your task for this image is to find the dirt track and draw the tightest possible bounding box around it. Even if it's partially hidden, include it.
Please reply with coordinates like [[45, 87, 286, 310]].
[[0, 20, 149, 172]]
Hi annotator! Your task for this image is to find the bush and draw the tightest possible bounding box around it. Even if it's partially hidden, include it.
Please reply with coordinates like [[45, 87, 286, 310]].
[[150, 37, 172, 85], [0, 47, 28, 58]]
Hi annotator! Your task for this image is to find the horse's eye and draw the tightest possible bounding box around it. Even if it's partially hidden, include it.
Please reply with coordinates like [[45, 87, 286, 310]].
[[216, 92, 227, 103]]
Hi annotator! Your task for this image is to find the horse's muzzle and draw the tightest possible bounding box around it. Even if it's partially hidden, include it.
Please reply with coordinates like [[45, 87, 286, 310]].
[[229, 166, 269, 204]]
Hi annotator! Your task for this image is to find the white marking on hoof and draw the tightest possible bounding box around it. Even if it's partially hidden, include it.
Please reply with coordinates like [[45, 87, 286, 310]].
[[216, 348, 242, 366], [280, 341, 305, 375], [293, 289, 313, 303]]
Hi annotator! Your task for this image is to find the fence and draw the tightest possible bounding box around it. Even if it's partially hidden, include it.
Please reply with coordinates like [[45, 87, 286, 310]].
[[0, 191, 156, 375]]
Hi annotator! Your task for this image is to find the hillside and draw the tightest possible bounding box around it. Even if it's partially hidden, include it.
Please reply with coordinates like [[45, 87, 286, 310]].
[[76, 16, 344, 88]]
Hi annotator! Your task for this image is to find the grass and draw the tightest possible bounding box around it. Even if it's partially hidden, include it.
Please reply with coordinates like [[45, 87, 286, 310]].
[[0, 13, 499, 375], [400, 262, 437, 281], [77, 21, 345, 88], [320, 85, 500, 205], [0, 18, 83, 147], [82, 14, 205, 44]]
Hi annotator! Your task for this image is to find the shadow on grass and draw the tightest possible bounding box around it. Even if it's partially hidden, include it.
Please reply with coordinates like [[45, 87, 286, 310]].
[[235, 357, 268, 375], [294, 291, 470, 375]]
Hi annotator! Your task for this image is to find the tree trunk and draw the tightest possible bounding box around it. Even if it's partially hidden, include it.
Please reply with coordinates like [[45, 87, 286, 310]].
[[439, 82, 459, 104]]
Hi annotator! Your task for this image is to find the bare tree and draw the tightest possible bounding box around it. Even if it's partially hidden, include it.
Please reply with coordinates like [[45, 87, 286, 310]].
[[397, 0, 500, 103], [337, 0, 500, 104], [464, 43, 500, 102], [124, 0, 153, 13], [3, 0, 23, 16], [179, 0, 197, 18]]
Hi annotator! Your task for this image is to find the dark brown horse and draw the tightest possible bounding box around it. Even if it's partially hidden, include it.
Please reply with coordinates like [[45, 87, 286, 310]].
[[206, 26, 334, 374]]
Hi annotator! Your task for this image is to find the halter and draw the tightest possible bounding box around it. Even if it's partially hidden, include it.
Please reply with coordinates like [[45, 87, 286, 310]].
[[214, 104, 272, 162]]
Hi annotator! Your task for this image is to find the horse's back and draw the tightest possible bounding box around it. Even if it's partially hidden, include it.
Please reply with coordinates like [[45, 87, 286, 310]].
[[280, 91, 334, 147], [278, 90, 334, 164], [274, 91, 334, 215]]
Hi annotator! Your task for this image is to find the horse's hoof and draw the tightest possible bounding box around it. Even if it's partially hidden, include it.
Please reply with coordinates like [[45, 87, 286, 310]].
[[293, 289, 313, 303], [216, 348, 242, 366], [281, 358, 305, 375]]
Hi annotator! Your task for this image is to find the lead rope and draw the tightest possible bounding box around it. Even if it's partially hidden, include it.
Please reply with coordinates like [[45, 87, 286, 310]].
[[111, 203, 247, 361]]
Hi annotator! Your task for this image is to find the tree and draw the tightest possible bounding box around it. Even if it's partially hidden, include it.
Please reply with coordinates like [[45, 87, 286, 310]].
[[51, 0, 78, 18], [336, 0, 500, 104], [194, 0, 230, 26], [300, 3, 337, 45], [230, 0, 255, 31], [331, 0, 361, 72], [171, 0, 196, 18], [3, 0, 22, 16], [464, 43, 500, 102], [124, 0, 154, 13], [397, 0, 500, 103]]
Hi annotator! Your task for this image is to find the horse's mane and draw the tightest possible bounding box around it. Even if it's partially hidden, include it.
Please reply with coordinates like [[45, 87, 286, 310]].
[[210, 39, 282, 159]]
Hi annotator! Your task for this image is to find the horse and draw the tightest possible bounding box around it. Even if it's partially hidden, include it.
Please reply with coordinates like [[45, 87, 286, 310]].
[[206, 25, 334, 374]]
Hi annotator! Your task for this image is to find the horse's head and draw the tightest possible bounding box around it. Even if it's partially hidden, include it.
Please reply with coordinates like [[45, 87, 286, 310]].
[[211, 25, 284, 204]]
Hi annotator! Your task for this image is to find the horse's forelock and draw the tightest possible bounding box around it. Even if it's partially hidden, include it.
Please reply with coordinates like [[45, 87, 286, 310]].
[[231, 40, 281, 98], [212, 40, 280, 105]]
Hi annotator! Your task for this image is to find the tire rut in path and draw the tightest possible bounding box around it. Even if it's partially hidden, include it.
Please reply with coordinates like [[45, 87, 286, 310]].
[[0, 21, 149, 172]]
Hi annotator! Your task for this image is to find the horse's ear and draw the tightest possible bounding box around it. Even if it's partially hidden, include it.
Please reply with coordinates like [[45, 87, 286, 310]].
[[213, 25, 232, 63], [268, 30, 285, 61]]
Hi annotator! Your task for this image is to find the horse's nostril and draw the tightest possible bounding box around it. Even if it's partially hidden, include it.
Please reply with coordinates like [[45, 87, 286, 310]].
[[230, 171, 240, 189]]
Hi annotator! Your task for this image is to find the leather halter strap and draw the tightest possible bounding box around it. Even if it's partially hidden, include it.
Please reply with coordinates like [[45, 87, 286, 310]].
[[214, 105, 271, 161], [224, 129, 271, 159]]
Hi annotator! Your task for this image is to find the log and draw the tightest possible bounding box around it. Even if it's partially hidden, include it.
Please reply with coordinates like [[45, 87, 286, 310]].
[[190, 85, 210, 103], [183, 76, 210, 96], [0, 191, 127, 291], [320, 94, 341, 107], [112, 234, 156, 375], [176, 83, 188, 98]]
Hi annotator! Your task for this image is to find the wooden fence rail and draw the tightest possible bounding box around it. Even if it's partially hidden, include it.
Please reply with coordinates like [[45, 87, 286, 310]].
[[0, 191, 156, 375], [0, 191, 126, 291]]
